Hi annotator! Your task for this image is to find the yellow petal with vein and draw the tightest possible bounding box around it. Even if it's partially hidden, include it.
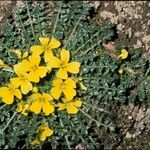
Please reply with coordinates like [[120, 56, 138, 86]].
[[42, 93, 53, 101], [39, 37, 50, 47], [14, 89, 22, 99], [72, 100, 82, 107], [40, 128, 53, 141], [29, 55, 41, 66], [19, 59, 31, 72], [29, 101, 41, 114], [64, 78, 76, 88], [56, 68, 68, 79], [48, 56, 61, 68], [63, 88, 76, 100], [48, 38, 61, 49], [66, 62, 80, 74], [30, 93, 41, 100], [21, 81, 32, 94], [50, 87, 62, 100], [30, 45, 44, 55], [44, 50, 53, 62], [37, 67, 47, 78], [2, 93, 14, 104], [52, 78, 63, 87], [42, 102, 54, 116], [57, 103, 66, 110], [0, 87, 8, 97], [60, 49, 70, 64], [10, 78, 21, 88], [28, 71, 40, 83], [67, 104, 78, 114]]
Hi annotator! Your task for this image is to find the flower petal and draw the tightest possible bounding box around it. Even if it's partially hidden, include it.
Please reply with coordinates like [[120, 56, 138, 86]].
[[18, 59, 31, 72], [66, 62, 80, 74], [64, 78, 76, 88], [118, 49, 128, 60], [39, 37, 50, 47], [10, 78, 21, 88], [44, 128, 53, 137], [57, 103, 66, 110], [67, 104, 78, 114], [2, 93, 14, 104], [63, 88, 76, 100], [29, 101, 41, 114], [52, 78, 63, 87], [21, 81, 32, 94], [47, 56, 61, 68], [42, 102, 54, 116], [14, 63, 27, 75], [28, 55, 41, 66], [37, 67, 47, 78], [28, 71, 40, 83], [14, 89, 22, 99], [30, 93, 41, 100], [60, 49, 70, 64], [0, 87, 8, 97], [72, 100, 82, 107], [50, 87, 62, 100], [30, 45, 44, 55], [44, 50, 53, 62], [48, 38, 61, 49], [56, 68, 68, 79], [42, 93, 53, 101], [40, 128, 53, 141]]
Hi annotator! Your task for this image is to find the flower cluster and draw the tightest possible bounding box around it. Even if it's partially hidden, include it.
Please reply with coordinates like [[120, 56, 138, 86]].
[[0, 37, 84, 143]]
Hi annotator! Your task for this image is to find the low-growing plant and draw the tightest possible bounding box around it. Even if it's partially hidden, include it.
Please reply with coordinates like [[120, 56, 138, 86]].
[[0, 1, 149, 149]]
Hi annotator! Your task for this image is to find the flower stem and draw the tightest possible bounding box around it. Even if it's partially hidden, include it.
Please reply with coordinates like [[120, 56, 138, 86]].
[[145, 66, 150, 76], [74, 31, 100, 55], [79, 108, 108, 128], [2, 68, 14, 73], [82, 65, 110, 68], [63, 15, 83, 49], [59, 118, 71, 149], [80, 39, 102, 56], [2, 111, 17, 133], [51, 2, 62, 38], [0, 104, 6, 110], [85, 103, 109, 114], [26, 1, 35, 38]]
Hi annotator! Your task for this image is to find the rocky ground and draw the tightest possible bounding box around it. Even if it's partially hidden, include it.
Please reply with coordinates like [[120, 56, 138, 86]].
[[0, 1, 150, 149], [91, 1, 150, 60]]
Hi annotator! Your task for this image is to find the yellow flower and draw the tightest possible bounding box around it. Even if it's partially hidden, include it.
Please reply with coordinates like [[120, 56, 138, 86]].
[[0, 59, 9, 69], [118, 68, 124, 74], [51, 78, 76, 100], [30, 37, 61, 62], [38, 123, 53, 141], [0, 83, 22, 104], [29, 93, 54, 116], [17, 101, 30, 116], [17, 55, 47, 83], [47, 49, 80, 79], [118, 49, 128, 60], [10, 64, 33, 94], [57, 98, 82, 114], [31, 123, 53, 145]]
